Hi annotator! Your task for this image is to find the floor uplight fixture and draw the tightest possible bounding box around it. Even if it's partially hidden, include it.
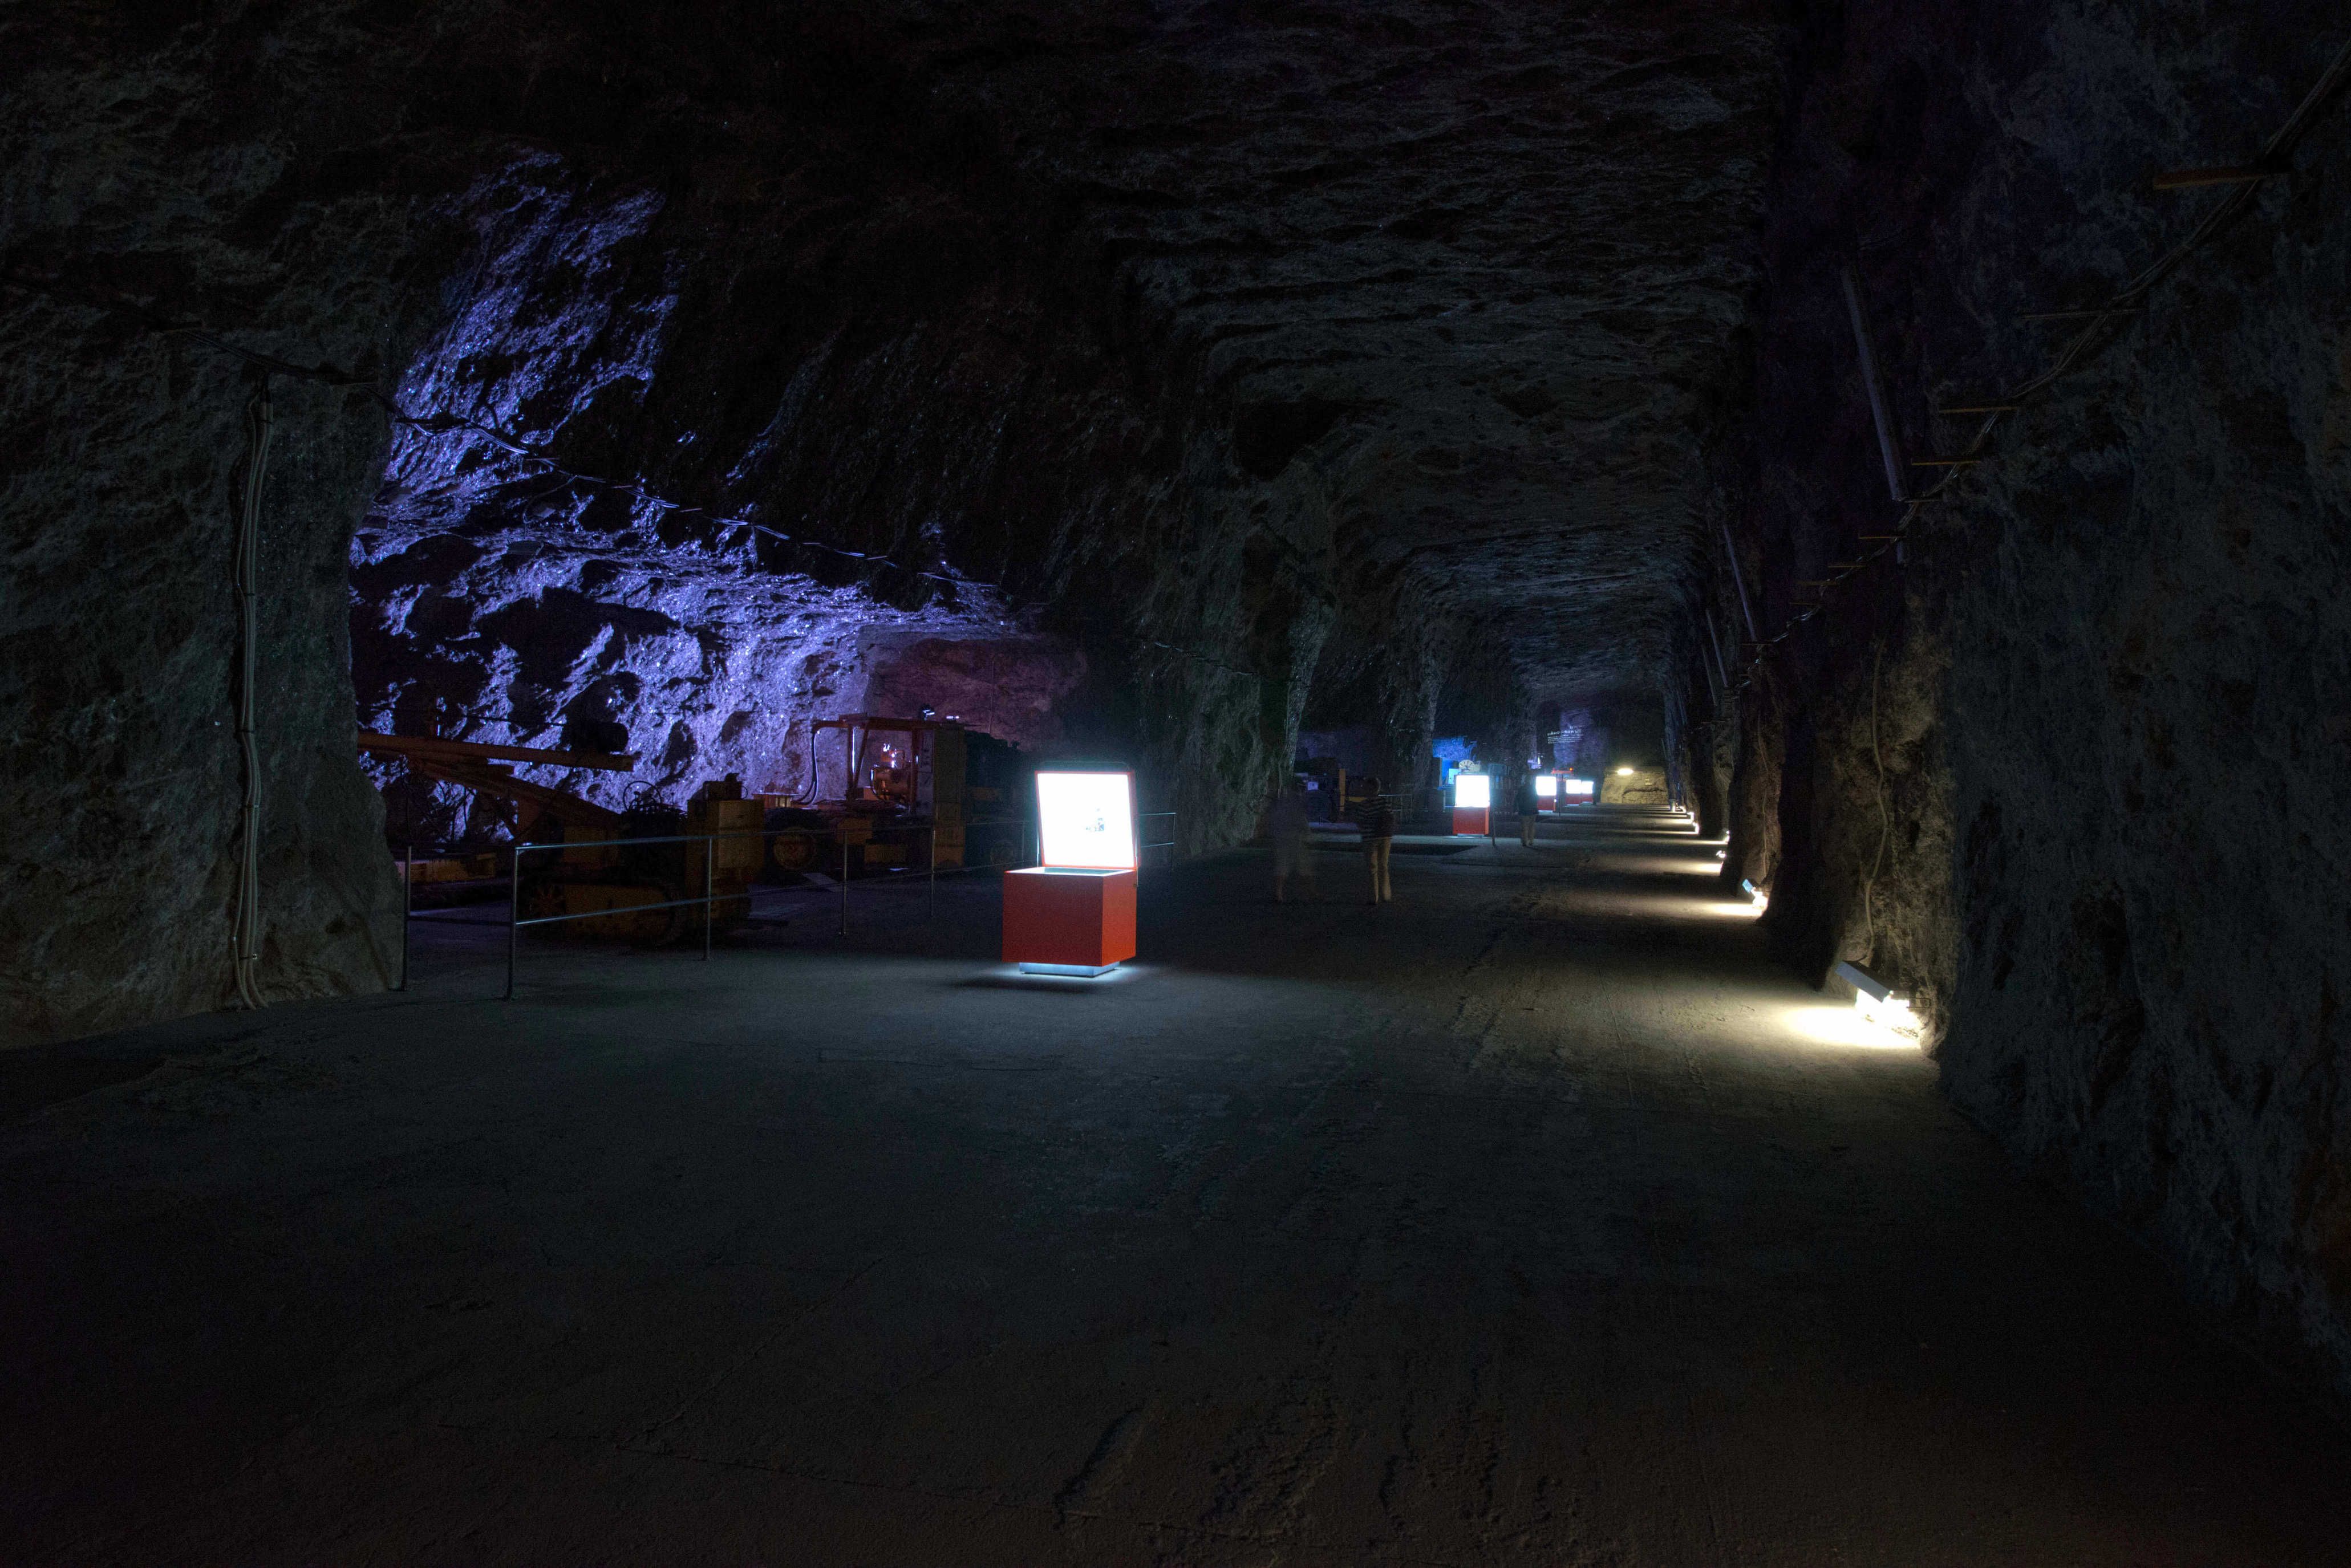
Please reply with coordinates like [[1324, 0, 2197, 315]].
[[1834, 959, 1920, 1039]]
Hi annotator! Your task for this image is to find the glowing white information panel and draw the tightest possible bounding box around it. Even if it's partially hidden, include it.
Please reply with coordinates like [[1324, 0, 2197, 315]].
[[1534, 775, 1558, 799], [1561, 777, 1595, 798], [1453, 774, 1491, 809], [1036, 770, 1137, 870]]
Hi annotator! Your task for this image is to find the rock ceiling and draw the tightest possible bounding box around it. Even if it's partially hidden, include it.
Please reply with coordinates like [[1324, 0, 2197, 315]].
[[882, 0, 1785, 694], [13, 0, 1786, 712]]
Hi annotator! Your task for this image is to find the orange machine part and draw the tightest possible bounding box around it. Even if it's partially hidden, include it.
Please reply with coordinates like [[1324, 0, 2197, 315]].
[[1452, 806, 1490, 837], [1002, 868, 1138, 968]]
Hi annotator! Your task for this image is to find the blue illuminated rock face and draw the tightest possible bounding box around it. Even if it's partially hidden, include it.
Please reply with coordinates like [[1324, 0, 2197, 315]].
[[342, 157, 1185, 840], [345, 166, 1076, 837], [3, 8, 1778, 1014]]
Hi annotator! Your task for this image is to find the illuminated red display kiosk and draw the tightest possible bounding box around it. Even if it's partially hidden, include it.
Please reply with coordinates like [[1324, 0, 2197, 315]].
[[1534, 773, 1560, 814], [1451, 772, 1491, 837], [1003, 769, 1138, 976]]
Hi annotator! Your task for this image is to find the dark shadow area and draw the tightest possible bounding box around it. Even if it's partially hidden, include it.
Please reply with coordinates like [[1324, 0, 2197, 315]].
[[7, 811, 2348, 1563], [0, 1050, 168, 1119]]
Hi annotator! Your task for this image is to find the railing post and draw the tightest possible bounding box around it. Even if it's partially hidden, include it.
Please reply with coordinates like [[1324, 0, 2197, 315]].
[[840, 838, 850, 937], [927, 824, 937, 942], [399, 842, 411, 993], [505, 843, 523, 1001], [703, 833, 714, 962]]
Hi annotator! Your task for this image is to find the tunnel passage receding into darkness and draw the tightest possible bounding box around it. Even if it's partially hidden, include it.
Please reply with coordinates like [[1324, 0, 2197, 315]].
[[5, 1, 2351, 1547], [6, 0, 1782, 1041]]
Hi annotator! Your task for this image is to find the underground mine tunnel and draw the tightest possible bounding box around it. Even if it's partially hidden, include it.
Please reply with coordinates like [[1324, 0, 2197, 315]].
[[4, 3, 2350, 1562]]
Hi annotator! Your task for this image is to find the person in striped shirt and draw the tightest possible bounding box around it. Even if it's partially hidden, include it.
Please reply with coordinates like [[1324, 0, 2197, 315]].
[[1351, 780, 1399, 904]]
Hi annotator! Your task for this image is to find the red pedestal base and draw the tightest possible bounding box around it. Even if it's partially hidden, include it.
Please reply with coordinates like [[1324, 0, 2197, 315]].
[[1452, 806, 1490, 836], [1003, 867, 1137, 973]]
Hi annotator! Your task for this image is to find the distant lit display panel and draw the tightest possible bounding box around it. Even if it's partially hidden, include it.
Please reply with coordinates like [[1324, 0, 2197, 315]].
[[1036, 770, 1137, 870], [1534, 775, 1558, 798], [1453, 774, 1491, 809], [1561, 777, 1595, 798]]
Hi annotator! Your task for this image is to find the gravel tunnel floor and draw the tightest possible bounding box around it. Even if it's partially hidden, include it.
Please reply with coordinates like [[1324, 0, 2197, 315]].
[[6, 807, 2347, 1565]]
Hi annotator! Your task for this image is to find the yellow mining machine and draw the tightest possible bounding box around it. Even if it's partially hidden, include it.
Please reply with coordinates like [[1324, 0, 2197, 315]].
[[362, 731, 761, 943], [761, 714, 1024, 876]]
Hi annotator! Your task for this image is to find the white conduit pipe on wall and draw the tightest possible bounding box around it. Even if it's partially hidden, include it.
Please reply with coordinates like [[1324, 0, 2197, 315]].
[[1841, 264, 1908, 506], [232, 377, 272, 1009]]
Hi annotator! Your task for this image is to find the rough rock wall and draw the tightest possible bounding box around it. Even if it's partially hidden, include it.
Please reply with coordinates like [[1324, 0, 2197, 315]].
[[1732, 3, 2351, 1402], [0, 8, 444, 1046], [348, 157, 1116, 840], [1685, 667, 1737, 839], [1303, 568, 1517, 798], [339, 21, 1582, 857], [4, 2, 1462, 1043]]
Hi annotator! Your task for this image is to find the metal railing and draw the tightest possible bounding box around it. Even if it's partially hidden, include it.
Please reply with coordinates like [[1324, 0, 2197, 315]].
[[396, 819, 1018, 997], [396, 809, 1181, 1000], [1008, 811, 1179, 871], [1141, 810, 1177, 869], [505, 820, 1044, 998], [397, 838, 512, 993]]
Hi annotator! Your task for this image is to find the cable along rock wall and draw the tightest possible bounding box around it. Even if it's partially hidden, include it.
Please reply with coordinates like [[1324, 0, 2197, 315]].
[[0, 11, 437, 1046], [0, 6, 1316, 1043], [349, 164, 1079, 840], [1730, 3, 2351, 1405], [11, 2, 1786, 1049], [343, 131, 1328, 851]]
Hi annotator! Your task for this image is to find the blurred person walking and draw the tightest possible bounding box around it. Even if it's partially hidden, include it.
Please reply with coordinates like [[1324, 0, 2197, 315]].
[[1352, 779, 1398, 905], [1268, 778, 1317, 903], [1517, 770, 1541, 848]]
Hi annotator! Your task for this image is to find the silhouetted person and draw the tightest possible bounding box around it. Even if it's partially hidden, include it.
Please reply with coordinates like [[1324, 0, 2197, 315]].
[[1517, 771, 1541, 848], [1352, 780, 1397, 904], [1268, 779, 1316, 902]]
